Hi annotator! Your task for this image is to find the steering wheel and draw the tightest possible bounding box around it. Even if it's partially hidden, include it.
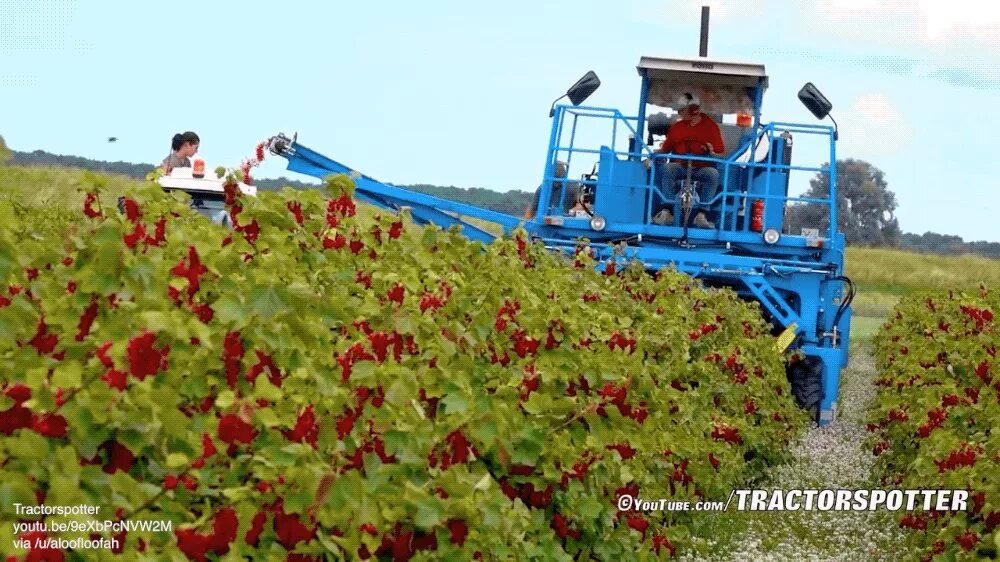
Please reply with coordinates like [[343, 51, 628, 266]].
[[674, 138, 710, 159], [670, 139, 711, 234]]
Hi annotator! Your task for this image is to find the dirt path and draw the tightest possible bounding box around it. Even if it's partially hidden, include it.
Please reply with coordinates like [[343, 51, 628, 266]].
[[682, 345, 917, 561]]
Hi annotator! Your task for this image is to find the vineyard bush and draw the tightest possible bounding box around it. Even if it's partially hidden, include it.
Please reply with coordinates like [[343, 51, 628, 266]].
[[0, 172, 810, 560], [869, 286, 999, 560]]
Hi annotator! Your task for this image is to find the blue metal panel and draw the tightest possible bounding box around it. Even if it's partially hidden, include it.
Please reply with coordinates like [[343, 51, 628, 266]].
[[836, 306, 853, 368], [594, 146, 648, 224], [762, 138, 789, 230], [829, 123, 838, 240]]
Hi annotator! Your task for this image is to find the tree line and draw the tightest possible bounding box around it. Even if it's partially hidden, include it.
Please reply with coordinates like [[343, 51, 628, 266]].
[[784, 158, 1000, 258], [2, 142, 996, 260]]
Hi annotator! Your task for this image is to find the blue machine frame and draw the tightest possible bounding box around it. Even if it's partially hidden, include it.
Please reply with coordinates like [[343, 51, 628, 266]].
[[264, 56, 852, 425]]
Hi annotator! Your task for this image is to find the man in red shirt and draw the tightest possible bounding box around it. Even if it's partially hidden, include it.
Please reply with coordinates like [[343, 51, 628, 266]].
[[653, 93, 725, 228]]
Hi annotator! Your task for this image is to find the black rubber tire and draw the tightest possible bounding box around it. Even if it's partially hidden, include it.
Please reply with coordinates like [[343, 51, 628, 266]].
[[786, 355, 823, 424]]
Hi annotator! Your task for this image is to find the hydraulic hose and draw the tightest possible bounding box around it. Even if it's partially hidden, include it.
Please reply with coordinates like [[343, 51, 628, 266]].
[[831, 275, 856, 329]]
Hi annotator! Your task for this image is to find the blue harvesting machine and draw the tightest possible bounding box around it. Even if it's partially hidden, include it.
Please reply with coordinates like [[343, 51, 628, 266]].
[[261, 12, 853, 425]]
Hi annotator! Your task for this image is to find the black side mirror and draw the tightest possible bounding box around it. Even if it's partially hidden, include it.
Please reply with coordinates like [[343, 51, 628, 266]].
[[550, 71, 601, 117], [798, 83, 833, 120], [567, 71, 601, 106]]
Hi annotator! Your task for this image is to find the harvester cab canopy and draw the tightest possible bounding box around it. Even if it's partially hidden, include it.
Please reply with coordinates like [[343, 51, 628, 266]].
[[637, 56, 769, 162], [637, 55, 768, 116]]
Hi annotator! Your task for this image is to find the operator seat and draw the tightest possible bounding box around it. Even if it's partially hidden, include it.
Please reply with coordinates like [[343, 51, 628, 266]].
[[717, 123, 750, 160], [714, 123, 756, 198], [676, 122, 761, 228]]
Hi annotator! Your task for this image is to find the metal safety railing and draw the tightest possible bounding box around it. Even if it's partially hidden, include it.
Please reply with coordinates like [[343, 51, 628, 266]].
[[542, 106, 839, 240], [543, 105, 652, 213]]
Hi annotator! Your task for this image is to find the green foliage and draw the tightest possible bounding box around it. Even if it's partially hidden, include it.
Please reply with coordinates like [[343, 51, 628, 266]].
[[0, 173, 810, 560], [0, 135, 10, 164], [868, 286, 999, 560], [900, 232, 1000, 260], [786, 159, 902, 247]]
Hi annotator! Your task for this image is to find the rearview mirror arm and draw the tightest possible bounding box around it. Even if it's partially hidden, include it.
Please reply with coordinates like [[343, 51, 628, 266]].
[[549, 94, 567, 118]]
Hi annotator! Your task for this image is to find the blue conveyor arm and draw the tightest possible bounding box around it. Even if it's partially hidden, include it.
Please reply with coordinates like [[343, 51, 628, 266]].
[[265, 133, 525, 244]]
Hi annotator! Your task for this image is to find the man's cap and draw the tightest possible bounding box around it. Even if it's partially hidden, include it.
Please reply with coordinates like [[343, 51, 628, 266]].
[[677, 92, 701, 108]]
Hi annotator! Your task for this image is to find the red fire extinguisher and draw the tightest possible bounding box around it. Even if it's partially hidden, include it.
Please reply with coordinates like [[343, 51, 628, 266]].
[[750, 199, 764, 232]]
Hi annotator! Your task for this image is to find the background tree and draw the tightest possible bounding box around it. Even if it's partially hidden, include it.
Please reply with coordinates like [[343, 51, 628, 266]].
[[0, 135, 10, 165], [785, 158, 901, 247]]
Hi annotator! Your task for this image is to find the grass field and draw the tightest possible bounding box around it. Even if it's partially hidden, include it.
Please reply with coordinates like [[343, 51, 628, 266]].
[[843, 247, 1000, 341], [845, 246, 1000, 294], [849, 316, 884, 342], [0, 164, 144, 207], [849, 290, 900, 319]]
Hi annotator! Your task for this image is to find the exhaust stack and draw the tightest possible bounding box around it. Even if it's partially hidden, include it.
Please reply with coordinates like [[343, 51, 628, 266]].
[[699, 6, 709, 57]]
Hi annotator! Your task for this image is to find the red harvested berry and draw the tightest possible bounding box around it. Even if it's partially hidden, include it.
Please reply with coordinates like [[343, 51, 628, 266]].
[[126, 330, 168, 380], [102, 441, 136, 474], [31, 413, 68, 438], [447, 519, 468, 546], [956, 531, 979, 552], [217, 414, 257, 445]]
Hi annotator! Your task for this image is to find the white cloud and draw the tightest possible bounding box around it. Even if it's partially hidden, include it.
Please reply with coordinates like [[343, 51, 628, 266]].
[[838, 93, 913, 156], [632, 0, 1000, 52], [918, 0, 1000, 45], [853, 94, 900, 125], [628, 0, 1000, 91], [813, 0, 1000, 52]]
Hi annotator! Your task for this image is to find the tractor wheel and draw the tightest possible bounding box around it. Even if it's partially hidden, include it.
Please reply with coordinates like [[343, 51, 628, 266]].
[[786, 355, 823, 424]]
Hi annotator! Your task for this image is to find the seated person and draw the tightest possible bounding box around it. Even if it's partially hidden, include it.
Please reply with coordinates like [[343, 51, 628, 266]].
[[652, 94, 724, 228], [524, 161, 571, 219], [161, 131, 200, 175]]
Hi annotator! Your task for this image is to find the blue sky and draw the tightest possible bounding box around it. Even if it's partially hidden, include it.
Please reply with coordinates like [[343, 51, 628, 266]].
[[3, 0, 999, 241]]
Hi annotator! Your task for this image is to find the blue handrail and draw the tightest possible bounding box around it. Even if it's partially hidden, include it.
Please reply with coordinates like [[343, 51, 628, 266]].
[[543, 105, 837, 238]]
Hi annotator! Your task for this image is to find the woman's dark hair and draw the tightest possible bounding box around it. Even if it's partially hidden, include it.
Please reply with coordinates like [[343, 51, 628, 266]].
[[171, 131, 200, 151]]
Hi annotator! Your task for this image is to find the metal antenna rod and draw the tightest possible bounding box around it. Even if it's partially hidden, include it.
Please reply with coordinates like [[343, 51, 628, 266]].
[[699, 6, 709, 57]]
